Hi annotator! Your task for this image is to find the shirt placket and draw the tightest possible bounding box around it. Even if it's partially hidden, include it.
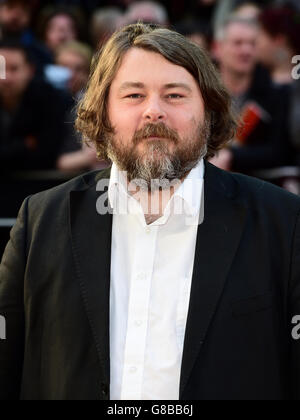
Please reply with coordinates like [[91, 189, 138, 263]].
[[120, 224, 158, 400]]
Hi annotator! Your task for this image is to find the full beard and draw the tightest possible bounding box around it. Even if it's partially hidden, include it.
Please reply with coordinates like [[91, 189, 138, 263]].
[[105, 120, 210, 192]]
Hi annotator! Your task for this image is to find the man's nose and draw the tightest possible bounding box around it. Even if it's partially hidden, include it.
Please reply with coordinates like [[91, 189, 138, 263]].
[[142, 97, 167, 122]]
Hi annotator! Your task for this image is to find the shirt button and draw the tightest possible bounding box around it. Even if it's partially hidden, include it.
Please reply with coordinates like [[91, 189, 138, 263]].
[[130, 366, 137, 374], [135, 320, 142, 327], [146, 227, 151, 234]]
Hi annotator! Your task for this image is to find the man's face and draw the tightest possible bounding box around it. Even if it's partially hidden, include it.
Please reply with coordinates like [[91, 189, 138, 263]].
[[0, 3, 31, 33], [107, 48, 209, 189], [216, 23, 258, 75], [0, 49, 33, 98], [46, 15, 77, 52], [56, 51, 89, 95]]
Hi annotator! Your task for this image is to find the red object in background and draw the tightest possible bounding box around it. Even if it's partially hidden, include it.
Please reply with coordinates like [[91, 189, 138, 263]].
[[236, 102, 270, 145]]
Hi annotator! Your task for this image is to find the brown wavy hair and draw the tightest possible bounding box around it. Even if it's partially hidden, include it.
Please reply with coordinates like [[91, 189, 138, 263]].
[[76, 23, 237, 160]]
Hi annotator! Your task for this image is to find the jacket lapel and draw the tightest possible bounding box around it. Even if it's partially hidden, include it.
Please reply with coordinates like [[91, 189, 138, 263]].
[[180, 163, 247, 397], [69, 168, 112, 385]]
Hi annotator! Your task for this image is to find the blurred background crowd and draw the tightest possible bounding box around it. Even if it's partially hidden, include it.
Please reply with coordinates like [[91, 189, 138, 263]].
[[0, 0, 300, 255]]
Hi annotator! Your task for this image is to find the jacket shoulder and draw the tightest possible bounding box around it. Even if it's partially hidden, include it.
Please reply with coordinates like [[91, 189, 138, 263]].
[[231, 170, 300, 212], [205, 162, 300, 213], [27, 167, 112, 212]]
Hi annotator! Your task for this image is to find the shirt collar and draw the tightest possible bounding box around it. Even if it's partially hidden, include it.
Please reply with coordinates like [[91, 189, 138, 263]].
[[108, 163, 128, 210], [171, 159, 204, 217], [108, 159, 205, 219]]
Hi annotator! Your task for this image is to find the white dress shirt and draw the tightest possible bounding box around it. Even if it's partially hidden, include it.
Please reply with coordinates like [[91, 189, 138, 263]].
[[109, 159, 205, 400]]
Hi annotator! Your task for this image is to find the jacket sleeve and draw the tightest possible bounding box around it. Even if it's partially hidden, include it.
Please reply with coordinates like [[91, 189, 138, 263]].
[[0, 197, 30, 400], [290, 210, 300, 400]]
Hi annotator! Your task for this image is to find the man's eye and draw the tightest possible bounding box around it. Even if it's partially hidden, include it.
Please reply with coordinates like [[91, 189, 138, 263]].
[[126, 94, 143, 99], [167, 94, 184, 99]]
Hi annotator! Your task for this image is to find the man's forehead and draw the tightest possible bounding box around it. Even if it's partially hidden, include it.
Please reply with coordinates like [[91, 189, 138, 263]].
[[227, 23, 258, 38], [118, 81, 193, 93], [112, 48, 196, 89]]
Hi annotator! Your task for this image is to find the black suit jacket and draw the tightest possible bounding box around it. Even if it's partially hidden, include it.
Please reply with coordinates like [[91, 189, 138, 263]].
[[1, 162, 300, 400]]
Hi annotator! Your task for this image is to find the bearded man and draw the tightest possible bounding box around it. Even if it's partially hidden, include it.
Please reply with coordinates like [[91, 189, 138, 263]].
[[1, 23, 300, 401]]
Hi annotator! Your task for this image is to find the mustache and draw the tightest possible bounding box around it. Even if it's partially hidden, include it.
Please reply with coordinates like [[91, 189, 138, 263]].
[[132, 123, 180, 146]]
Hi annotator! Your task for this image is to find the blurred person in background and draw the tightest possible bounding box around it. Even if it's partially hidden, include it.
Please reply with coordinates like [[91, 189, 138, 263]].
[[55, 41, 103, 172], [37, 0, 112, 18], [233, 2, 262, 19], [256, 6, 300, 170], [212, 16, 294, 174], [38, 6, 84, 54], [56, 40, 92, 99], [0, 0, 52, 76], [120, 1, 169, 27], [257, 6, 300, 86], [90, 7, 123, 50], [213, 0, 270, 34], [0, 0, 32, 36], [0, 40, 67, 171]]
